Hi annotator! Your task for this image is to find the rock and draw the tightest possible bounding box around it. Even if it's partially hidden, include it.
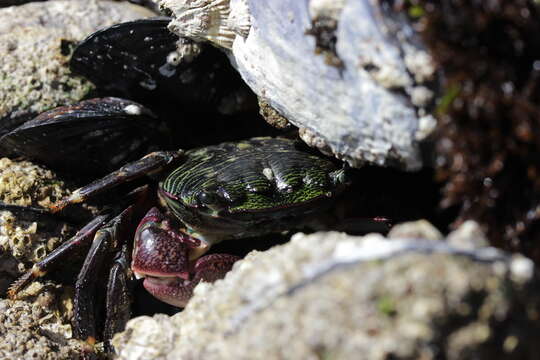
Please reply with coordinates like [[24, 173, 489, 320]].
[[0, 158, 93, 358], [0, 299, 81, 360], [0, 158, 74, 294], [0, 0, 155, 138], [0, 157, 68, 208], [113, 229, 540, 360], [161, 0, 438, 170], [447, 220, 490, 250], [388, 219, 443, 241]]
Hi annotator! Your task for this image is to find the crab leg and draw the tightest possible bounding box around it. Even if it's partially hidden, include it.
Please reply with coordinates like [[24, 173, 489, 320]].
[[71, 186, 152, 349], [103, 243, 134, 353], [51, 150, 184, 213], [74, 206, 135, 346], [7, 213, 111, 298], [0, 202, 67, 221]]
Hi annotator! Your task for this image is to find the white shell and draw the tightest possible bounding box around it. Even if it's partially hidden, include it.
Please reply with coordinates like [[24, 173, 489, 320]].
[[308, 0, 345, 20], [162, 0, 438, 170]]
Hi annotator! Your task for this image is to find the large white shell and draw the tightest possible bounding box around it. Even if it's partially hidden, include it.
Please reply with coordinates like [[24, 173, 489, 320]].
[[162, 0, 438, 170]]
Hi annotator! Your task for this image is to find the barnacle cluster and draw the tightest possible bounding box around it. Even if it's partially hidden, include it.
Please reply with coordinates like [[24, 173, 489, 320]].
[[0, 158, 71, 268], [0, 299, 79, 359], [0, 157, 67, 207]]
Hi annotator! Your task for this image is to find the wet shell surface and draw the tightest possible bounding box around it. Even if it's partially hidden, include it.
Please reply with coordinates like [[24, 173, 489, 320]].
[[0, 0, 155, 136], [161, 0, 438, 170]]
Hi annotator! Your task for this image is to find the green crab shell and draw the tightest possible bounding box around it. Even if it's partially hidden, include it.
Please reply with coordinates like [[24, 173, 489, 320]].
[[159, 137, 347, 240]]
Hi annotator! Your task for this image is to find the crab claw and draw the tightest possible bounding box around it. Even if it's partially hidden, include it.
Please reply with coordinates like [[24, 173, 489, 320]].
[[142, 254, 239, 307], [131, 207, 239, 307], [132, 207, 201, 279]]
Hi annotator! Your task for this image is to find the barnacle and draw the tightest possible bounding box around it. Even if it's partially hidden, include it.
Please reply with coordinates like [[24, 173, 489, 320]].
[[0, 158, 68, 208], [163, 0, 251, 49], [0, 159, 70, 268]]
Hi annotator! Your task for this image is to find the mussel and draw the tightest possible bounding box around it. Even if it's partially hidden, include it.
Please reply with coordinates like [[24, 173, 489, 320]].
[[1, 18, 265, 176]]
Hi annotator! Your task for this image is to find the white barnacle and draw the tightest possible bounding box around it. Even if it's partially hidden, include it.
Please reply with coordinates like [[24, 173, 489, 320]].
[[228, 0, 251, 38], [124, 104, 142, 115], [403, 44, 436, 83], [262, 167, 274, 181], [160, 42, 203, 77], [166, 50, 182, 66], [163, 0, 251, 49], [176, 39, 203, 63], [158, 51, 182, 78]]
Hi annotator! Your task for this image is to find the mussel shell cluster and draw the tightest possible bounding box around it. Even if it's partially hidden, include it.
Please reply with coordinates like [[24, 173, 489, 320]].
[[1, 15, 268, 176]]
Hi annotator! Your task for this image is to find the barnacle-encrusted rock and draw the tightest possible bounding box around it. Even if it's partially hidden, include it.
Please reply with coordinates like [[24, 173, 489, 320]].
[[0, 299, 80, 360], [0, 158, 79, 356], [113, 224, 540, 360], [0, 0, 155, 136], [162, 0, 438, 170], [0, 158, 73, 293], [0, 157, 67, 208], [0, 158, 70, 262]]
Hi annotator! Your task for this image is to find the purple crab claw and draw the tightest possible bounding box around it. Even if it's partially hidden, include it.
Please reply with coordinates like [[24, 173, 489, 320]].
[[141, 254, 239, 307], [131, 207, 239, 307]]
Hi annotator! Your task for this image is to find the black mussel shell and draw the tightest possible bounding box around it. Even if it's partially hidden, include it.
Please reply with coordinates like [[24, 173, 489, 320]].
[[0, 97, 166, 176], [0, 0, 46, 7], [0, 112, 35, 140], [70, 18, 253, 116]]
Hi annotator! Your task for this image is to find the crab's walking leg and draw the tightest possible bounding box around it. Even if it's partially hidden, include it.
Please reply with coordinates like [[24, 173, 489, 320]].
[[103, 243, 134, 353], [74, 203, 139, 346], [51, 150, 184, 213], [0, 202, 65, 221], [7, 213, 111, 298], [74, 185, 153, 350]]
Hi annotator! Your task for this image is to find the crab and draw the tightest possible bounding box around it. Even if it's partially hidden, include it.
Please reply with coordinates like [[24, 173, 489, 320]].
[[9, 135, 351, 352], [2, 16, 389, 356]]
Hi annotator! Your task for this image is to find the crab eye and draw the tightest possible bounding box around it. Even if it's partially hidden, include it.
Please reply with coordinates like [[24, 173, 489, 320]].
[[197, 190, 224, 210]]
